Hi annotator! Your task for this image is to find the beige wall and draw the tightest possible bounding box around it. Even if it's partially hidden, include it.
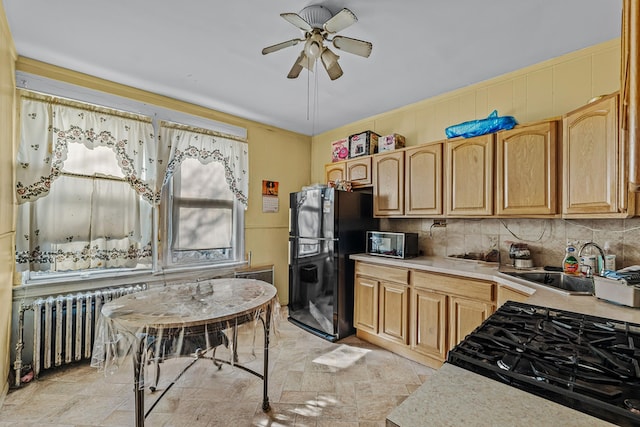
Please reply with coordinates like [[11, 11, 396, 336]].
[[311, 38, 621, 182], [0, 2, 16, 399]]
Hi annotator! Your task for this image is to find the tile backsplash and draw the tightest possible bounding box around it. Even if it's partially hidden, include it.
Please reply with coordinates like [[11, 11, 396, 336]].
[[380, 217, 640, 270]]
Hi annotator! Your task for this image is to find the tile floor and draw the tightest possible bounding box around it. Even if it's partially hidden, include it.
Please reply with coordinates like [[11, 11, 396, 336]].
[[0, 310, 435, 426]]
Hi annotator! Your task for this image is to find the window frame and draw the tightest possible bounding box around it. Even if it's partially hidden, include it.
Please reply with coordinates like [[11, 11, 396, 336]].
[[160, 159, 245, 270]]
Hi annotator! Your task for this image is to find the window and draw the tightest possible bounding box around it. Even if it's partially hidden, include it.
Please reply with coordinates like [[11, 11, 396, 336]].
[[165, 159, 244, 266], [15, 90, 248, 282]]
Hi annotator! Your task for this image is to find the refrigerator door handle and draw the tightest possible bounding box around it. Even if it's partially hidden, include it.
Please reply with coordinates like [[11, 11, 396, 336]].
[[296, 236, 338, 241]]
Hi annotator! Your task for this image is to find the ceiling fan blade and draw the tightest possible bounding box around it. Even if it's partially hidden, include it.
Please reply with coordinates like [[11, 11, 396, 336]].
[[332, 36, 372, 58], [287, 52, 305, 79], [323, 8, 357, 34], [262, 39, 302, 55], [321, 48, 343, 80], [280, 12, 312, 32]]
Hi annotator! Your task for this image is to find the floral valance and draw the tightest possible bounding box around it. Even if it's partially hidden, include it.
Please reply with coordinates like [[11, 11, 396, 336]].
[[158, 121, 249, 209], [16, 92, 158, 205]]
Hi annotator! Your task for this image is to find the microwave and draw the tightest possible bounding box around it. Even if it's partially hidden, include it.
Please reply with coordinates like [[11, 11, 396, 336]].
[[366, 231, 419, 259]]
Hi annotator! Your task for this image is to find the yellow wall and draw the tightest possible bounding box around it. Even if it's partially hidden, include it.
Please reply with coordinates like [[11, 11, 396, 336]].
[[311, 38, 621, 183], [0, 2, 17, 399], [10, 58, 312, 303]]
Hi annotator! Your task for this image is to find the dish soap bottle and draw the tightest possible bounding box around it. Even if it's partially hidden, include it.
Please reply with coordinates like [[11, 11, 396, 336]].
[[563, 241, 580, 275]]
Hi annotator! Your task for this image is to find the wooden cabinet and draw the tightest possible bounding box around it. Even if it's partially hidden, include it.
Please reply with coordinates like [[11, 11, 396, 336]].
[[446, 134, 494, 216], [562, 93, 624, 216], [373, 151, 404, 216], [496, 120, 559, 216], [372, 142, 444, 218], [497, 284, 531, 307], [325, 156, 372, 187], [354, 262, 409, 337], [354, 275, 379, 334], [412, 270, 494, 356], [325, 162, 346, 184], [379, 281, 410, 344], [354, 263, 496, 368], [411, 287, 447, 360], [405, 142, 444, 216], [449, 296, 494, 350]]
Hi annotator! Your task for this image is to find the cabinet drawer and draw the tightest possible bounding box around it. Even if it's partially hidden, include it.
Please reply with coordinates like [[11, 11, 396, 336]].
[[412, 270, 494, 302], [356, 262, 409, 284]]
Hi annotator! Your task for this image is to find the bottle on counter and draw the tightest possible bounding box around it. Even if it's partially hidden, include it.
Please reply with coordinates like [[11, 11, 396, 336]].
[[603, 241, 616, 272], [563, 241, 580, 275]]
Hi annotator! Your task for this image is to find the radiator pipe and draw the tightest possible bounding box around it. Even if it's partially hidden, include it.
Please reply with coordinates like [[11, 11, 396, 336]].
[[13, 305, 28, 388]]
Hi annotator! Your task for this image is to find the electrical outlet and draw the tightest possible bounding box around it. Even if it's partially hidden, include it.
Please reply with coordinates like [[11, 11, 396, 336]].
[[432, 219, 447, 227]]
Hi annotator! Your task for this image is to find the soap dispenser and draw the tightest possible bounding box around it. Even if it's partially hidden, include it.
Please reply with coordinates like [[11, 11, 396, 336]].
[[563, 241, 579, 275]]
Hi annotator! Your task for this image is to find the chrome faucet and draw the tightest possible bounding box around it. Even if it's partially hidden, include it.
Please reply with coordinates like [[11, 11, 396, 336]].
[[578, 241, 605, 277]]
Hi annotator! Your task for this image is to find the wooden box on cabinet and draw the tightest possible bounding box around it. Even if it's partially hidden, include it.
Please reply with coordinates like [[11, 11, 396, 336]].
[[562, 93, 625, 216], [495, 119, 559, 216], [445, 134, 494, 216]]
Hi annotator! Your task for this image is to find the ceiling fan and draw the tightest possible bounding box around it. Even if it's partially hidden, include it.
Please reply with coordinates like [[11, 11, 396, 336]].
[[261, 5, 373, 81]]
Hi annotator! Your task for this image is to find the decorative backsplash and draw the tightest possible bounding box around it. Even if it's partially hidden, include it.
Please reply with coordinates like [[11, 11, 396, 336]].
[[380, 217, 640, 270]]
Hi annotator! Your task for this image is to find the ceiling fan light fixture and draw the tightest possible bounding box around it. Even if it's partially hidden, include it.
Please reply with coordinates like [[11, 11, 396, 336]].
[[305, 40, 322, 59], [321, 48, 343, 80]]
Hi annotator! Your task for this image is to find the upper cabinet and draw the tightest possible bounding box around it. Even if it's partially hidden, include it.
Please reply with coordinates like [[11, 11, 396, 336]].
[[495, 120, 559, 216], [373, 151, 405, 216], [373, 143, 444, 218], [405, 142, 444, 217], [445, 134, 494, 216], [562, 93, 625, 217], [325, 156, 373, 187]]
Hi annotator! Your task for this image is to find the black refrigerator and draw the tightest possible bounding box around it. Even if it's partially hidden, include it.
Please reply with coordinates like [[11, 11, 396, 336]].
[[288, 186, 378, 341]]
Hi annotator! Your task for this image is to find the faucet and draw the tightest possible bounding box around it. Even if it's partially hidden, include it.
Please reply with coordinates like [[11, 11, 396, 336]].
[[578, 241, 605, 277]]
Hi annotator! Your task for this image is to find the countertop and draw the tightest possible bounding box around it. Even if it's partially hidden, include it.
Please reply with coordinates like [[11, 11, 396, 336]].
[[349, 254, 639, 426]]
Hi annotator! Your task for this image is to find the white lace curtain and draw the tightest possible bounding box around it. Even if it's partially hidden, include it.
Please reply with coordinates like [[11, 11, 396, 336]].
[[15, 92, 156, 272], [16, 94, 158, 204], [158, 121, 249, 209], [15, 92, 249, 272]]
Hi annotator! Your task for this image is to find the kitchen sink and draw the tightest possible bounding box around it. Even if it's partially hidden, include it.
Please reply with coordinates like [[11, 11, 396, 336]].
[[502, 271, 594, 295]]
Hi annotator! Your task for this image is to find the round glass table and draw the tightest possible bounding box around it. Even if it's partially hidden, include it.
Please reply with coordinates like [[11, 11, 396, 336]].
[[91, 278, 278, 427]]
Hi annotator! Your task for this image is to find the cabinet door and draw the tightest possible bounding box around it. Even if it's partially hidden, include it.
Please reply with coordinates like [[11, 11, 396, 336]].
[[446, 134, 494, 216], [562, 93, 619, 215], [325, 162, 346, 184], [354, 276, 378, 334], [449, 296, 494, 350], [405, 143, 443, 216], [412, 288, 447, 360], [379, 281, 409, 344], [373, 151, 404, 216], [496, 121, 558, 215], [346, 157, 372, 187], [497, 284, 531, 308]]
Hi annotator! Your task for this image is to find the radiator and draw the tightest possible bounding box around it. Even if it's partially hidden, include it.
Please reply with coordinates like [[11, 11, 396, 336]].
[[13, 284, 146, 387]]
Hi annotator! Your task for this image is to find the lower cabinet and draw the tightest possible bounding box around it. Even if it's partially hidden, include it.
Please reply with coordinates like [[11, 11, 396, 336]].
[[354, 261, 496, 369], [354, 275, 379, 334], [380, 281, 410, 345], [448, 296, 494, 350], [412, 288, 447, 361]]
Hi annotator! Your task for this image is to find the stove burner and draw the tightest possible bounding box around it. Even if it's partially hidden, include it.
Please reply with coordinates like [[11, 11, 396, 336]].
[[447, 301, 640, 426], [625, 399, 640, 415]]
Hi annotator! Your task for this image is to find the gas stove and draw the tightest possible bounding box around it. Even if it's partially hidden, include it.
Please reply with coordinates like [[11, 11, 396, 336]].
[[447, 301, 640, 426]]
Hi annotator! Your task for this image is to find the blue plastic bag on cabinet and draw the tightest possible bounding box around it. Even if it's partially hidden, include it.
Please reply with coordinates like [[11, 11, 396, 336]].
[[445, 110, 517, 138]]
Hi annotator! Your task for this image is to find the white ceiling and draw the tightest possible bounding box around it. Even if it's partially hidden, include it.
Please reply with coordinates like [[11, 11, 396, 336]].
[[3, 1, 622, 136]]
